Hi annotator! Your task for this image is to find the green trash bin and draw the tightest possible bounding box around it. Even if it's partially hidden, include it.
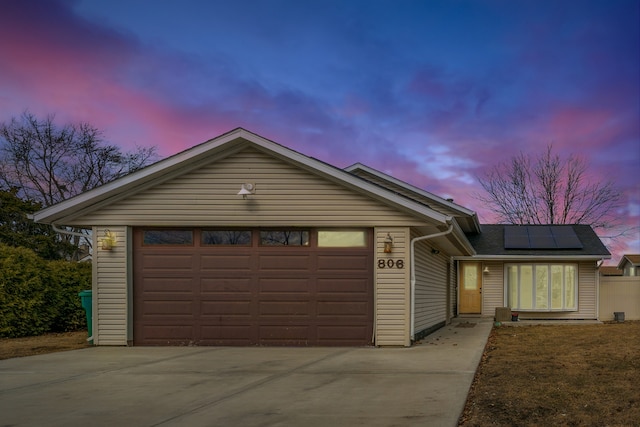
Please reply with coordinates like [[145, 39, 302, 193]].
[[78, 290, 93, 341]]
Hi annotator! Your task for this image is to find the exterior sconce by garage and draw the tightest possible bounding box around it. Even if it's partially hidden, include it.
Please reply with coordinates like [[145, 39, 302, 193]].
[[483, 266, 490, 274], [101, 230, 116, 250], [383, 233, 393, 253], [237, 183, 256, 199]]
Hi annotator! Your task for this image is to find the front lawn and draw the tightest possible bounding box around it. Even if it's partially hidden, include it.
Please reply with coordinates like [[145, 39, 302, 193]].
[[459, 321, 640, 426]]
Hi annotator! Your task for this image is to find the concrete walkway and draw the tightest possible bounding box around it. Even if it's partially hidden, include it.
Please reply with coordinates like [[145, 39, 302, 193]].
[[0, 318, 492, 427]]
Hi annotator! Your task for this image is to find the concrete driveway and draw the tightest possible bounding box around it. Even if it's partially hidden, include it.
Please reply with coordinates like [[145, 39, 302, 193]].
[[0, 319, 492, 427]]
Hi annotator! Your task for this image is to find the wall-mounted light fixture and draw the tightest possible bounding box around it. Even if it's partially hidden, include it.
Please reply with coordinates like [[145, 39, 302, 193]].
[[431, 248, 440, 255], [101, 230, 116, 250], [383, 233, 393, 253], [483, 266, 490, 274], [237, 183, 256, 199]]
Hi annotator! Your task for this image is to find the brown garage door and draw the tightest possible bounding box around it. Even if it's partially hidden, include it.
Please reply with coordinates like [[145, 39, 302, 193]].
[[133, 228, 374, 346]]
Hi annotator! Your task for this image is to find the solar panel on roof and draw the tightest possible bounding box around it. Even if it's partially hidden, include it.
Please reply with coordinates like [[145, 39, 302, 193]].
[[504, 226, 529, 249], [503, 225, 583, 249], [528, 226, 556, 248], [551, 226, 584, 249]]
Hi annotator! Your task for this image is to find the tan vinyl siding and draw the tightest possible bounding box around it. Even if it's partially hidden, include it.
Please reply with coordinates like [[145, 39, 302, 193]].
[[413, 232, 448, 334], [479, 260, 599, 320], [93, 226, 127, 345], [70, 148, 431, 228], [375, 228, 410, 346], [480, 261, 503, 316]]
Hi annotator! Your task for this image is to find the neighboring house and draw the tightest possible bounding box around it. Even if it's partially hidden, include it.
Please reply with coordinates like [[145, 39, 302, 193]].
[[600, 266, 623, 276], [617, 254, 640, 276], [32, 129, 611, 347]]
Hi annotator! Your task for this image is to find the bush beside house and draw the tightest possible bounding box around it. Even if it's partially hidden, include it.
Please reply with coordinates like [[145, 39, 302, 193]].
[[0, 243, 91, 338]]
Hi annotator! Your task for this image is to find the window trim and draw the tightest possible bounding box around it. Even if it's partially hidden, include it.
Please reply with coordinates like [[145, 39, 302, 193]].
[[505, 263, 578, 312]]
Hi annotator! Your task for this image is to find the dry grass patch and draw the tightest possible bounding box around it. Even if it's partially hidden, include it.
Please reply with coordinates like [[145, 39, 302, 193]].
[[460, 322, 640, 427], [0, 331, 91, 360]]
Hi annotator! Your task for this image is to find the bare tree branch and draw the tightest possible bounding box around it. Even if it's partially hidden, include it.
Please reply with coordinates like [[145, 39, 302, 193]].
[[475, 144, 624, 238]]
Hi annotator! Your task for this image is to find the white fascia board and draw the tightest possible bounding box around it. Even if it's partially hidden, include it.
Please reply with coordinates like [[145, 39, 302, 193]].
[[33, 128, 450, 226], [453, 255, 611, 261]]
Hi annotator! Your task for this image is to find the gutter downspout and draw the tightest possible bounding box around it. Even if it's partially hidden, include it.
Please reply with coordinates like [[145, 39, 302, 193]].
[[596, 258, 605, 321], [410, 221, 454, 341], [51, 223, 88, 238]]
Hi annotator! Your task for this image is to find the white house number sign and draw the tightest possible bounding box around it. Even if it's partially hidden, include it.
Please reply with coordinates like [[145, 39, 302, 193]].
[[377, 259, 405, 269]]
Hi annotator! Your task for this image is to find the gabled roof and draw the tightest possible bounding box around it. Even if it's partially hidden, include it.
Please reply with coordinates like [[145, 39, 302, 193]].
[[465, 224, 611, 259], [618, 254, 640, 269], [32, 128, 455, 229], [344, 163, 481, 234]]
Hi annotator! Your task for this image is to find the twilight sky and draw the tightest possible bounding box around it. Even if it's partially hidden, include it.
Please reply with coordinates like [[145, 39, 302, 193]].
[[1, 0, 638, 263]]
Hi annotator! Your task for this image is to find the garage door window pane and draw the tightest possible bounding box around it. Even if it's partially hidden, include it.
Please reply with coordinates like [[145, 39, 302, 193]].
[[318, 230, 367, 247], [202, 230, 251, 245], [143, 230, 193, 245], [260, 230, 309, 246]]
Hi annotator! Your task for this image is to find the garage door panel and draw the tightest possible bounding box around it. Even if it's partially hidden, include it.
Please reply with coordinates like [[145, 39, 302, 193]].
[[317, 301, 369, 316], [140, 277, 194, 292], [200, 254, 252, 270], [138, 254, 195, 270], [259, 254, 311, 270], [317, 278, 368, 293], [259, 278, 311, 293], [200, 278, 252, 293], [141, 325, 195, 340], [200, 301, 252, 316], [259, 301, 311, 316], [140, 300, 194, 315], [317, 254, 369, 271]]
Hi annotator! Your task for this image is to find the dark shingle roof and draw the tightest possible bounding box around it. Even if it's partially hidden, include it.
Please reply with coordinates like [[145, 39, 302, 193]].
[[466, 224, 610, 257]]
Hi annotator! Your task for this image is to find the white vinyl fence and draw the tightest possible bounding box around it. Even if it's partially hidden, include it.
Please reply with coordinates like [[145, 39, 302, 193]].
[[599, 276, 640, 321]]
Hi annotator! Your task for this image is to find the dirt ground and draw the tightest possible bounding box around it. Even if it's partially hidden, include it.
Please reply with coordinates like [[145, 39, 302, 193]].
[[459, 321, 640, 427], [0, 331, 91, 360]]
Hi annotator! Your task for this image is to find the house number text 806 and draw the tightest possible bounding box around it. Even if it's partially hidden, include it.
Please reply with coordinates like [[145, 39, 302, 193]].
[[377, 259, 404, 269]]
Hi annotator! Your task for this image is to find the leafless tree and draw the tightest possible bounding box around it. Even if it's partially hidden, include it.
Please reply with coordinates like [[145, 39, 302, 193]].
[[0, 112, 158, 256], [476, 145, 625, 236], [0, 112, 157, 205]]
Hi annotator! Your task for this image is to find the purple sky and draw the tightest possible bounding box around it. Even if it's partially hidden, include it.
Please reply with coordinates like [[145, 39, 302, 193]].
[[1, 0, 638, 264]]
